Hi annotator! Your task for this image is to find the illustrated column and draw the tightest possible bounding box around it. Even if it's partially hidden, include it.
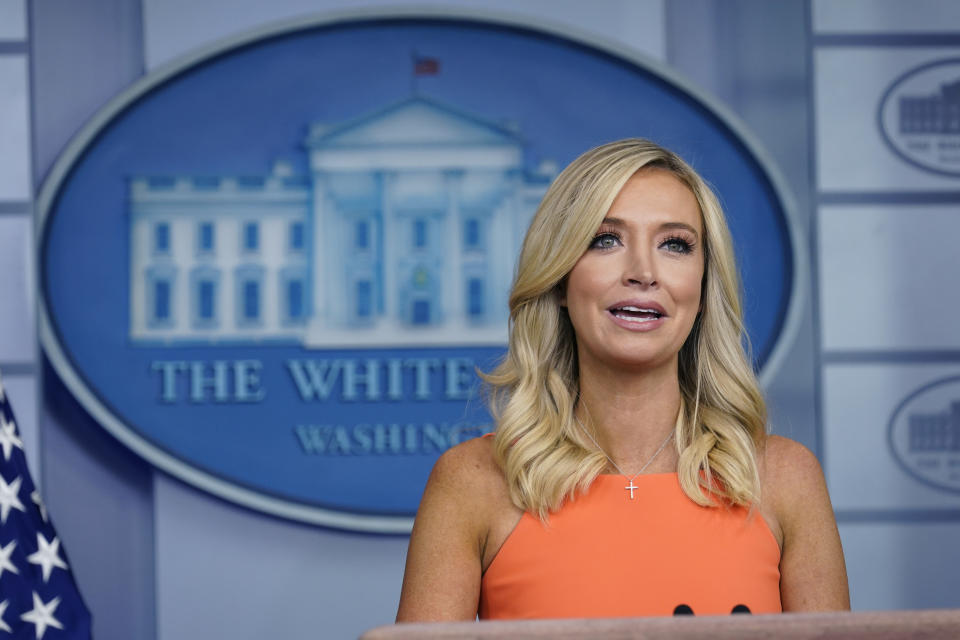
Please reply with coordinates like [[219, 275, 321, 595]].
[[382, 170, 398, 324], [443, 169, 464, 328]]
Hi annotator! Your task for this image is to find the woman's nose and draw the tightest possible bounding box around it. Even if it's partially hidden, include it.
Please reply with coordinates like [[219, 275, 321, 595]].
[[623, 247, 658, 287]]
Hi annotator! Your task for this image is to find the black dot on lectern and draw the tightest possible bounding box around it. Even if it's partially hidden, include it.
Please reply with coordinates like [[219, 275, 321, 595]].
[[731, 604, 752, 614], [673, 604, 694, 615]]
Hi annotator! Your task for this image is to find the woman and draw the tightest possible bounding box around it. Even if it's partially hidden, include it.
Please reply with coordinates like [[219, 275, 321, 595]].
[[396, 139, 849, 620]]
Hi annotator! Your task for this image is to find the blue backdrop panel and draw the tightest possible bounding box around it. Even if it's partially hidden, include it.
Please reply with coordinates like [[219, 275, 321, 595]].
[[40, 17, 792, 529]]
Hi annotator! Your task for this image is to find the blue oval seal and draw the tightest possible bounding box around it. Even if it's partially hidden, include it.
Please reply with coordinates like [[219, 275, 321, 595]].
[[878, 57, 960, 177], [37, 10, 802, 532], [888, 375, 960, 495]]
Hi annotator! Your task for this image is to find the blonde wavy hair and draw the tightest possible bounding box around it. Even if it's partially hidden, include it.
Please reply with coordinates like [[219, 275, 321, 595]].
[[483, 138, 767, 520]]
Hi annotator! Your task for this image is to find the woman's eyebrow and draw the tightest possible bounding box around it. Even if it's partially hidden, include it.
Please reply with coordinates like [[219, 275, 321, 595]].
[[599, 216, 626, 227], [600, 217, 700, 240], [660, 221, 700, 239]]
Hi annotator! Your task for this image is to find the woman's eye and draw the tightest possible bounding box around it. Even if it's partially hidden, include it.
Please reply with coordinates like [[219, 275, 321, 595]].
[[661, 237, 693, 254], [590, 233, 621, 249]]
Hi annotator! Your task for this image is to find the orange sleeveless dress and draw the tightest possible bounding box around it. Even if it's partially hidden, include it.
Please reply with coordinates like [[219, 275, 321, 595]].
[[479, 472, 781, 619]]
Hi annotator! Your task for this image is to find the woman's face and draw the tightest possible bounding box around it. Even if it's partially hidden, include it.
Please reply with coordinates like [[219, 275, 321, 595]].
[[562, 168, 705, 374]]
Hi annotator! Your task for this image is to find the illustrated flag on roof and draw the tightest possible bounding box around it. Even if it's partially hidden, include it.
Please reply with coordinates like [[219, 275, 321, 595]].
[[413, 54, 440, 76], [0, 370, 92, 639]]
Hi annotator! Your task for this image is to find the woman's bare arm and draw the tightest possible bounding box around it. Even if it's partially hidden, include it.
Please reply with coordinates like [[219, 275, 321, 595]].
[[766, 436, 850, 611], [396, 439, 494, 621]]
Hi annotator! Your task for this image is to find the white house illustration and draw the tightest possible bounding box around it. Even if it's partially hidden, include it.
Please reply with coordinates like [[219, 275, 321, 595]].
[[128, 97, 555, 346], [899, 79, 960, 135], [909, 401, 960, 453]]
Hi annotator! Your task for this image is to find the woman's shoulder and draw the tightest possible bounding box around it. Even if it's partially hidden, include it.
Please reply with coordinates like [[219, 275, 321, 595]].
[[398, 435, 514, 621], [418, 435, 521, 570], [759, 435, 826, 492], [758, 435, 832, 541], [756, 437, 850, 610], [426, 434, 511, 508]]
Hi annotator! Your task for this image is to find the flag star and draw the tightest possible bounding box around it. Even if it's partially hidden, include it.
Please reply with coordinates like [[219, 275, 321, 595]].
[[32, 490, 48, 523], [27, 533, 68, 583], [20, 592, 63, 640], [0, 599, 11, 633], [0, 475, 25, 524], [0, 414, 23, 462], [0, 539, 18, 579]]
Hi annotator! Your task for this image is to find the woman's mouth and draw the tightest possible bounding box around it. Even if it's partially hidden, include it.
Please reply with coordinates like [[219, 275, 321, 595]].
[[607, 302, 668, 330], [609, 305, 663, 323]]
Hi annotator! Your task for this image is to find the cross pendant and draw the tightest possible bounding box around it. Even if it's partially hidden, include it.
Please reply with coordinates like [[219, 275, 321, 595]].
[[625, 480, 638, 500]]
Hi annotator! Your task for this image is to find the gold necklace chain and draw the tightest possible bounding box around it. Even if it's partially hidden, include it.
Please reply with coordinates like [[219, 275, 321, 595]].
[[574, 414, 674, 500]]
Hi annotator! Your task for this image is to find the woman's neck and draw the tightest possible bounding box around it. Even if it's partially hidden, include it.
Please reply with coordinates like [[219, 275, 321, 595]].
[[576, 359, 681, 474]]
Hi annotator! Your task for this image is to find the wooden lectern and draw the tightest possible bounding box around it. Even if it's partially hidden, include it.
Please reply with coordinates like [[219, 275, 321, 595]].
[[362, 609, 960, 639]]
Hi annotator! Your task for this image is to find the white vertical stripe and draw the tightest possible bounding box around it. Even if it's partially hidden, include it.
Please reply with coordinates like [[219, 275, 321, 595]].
[[0, 56, 30, 199], [0, 0, 26, 40], [0, 216, 34, 362]]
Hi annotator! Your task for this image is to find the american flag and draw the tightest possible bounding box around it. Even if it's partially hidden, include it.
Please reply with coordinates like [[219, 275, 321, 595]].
[[0, 371, 91, 639], [413, 55, 440, 76]]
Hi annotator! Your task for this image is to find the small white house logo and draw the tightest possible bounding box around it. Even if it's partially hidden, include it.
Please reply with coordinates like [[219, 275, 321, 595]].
[[888, 375, 960, 494], [878, 57, 960, 176]]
